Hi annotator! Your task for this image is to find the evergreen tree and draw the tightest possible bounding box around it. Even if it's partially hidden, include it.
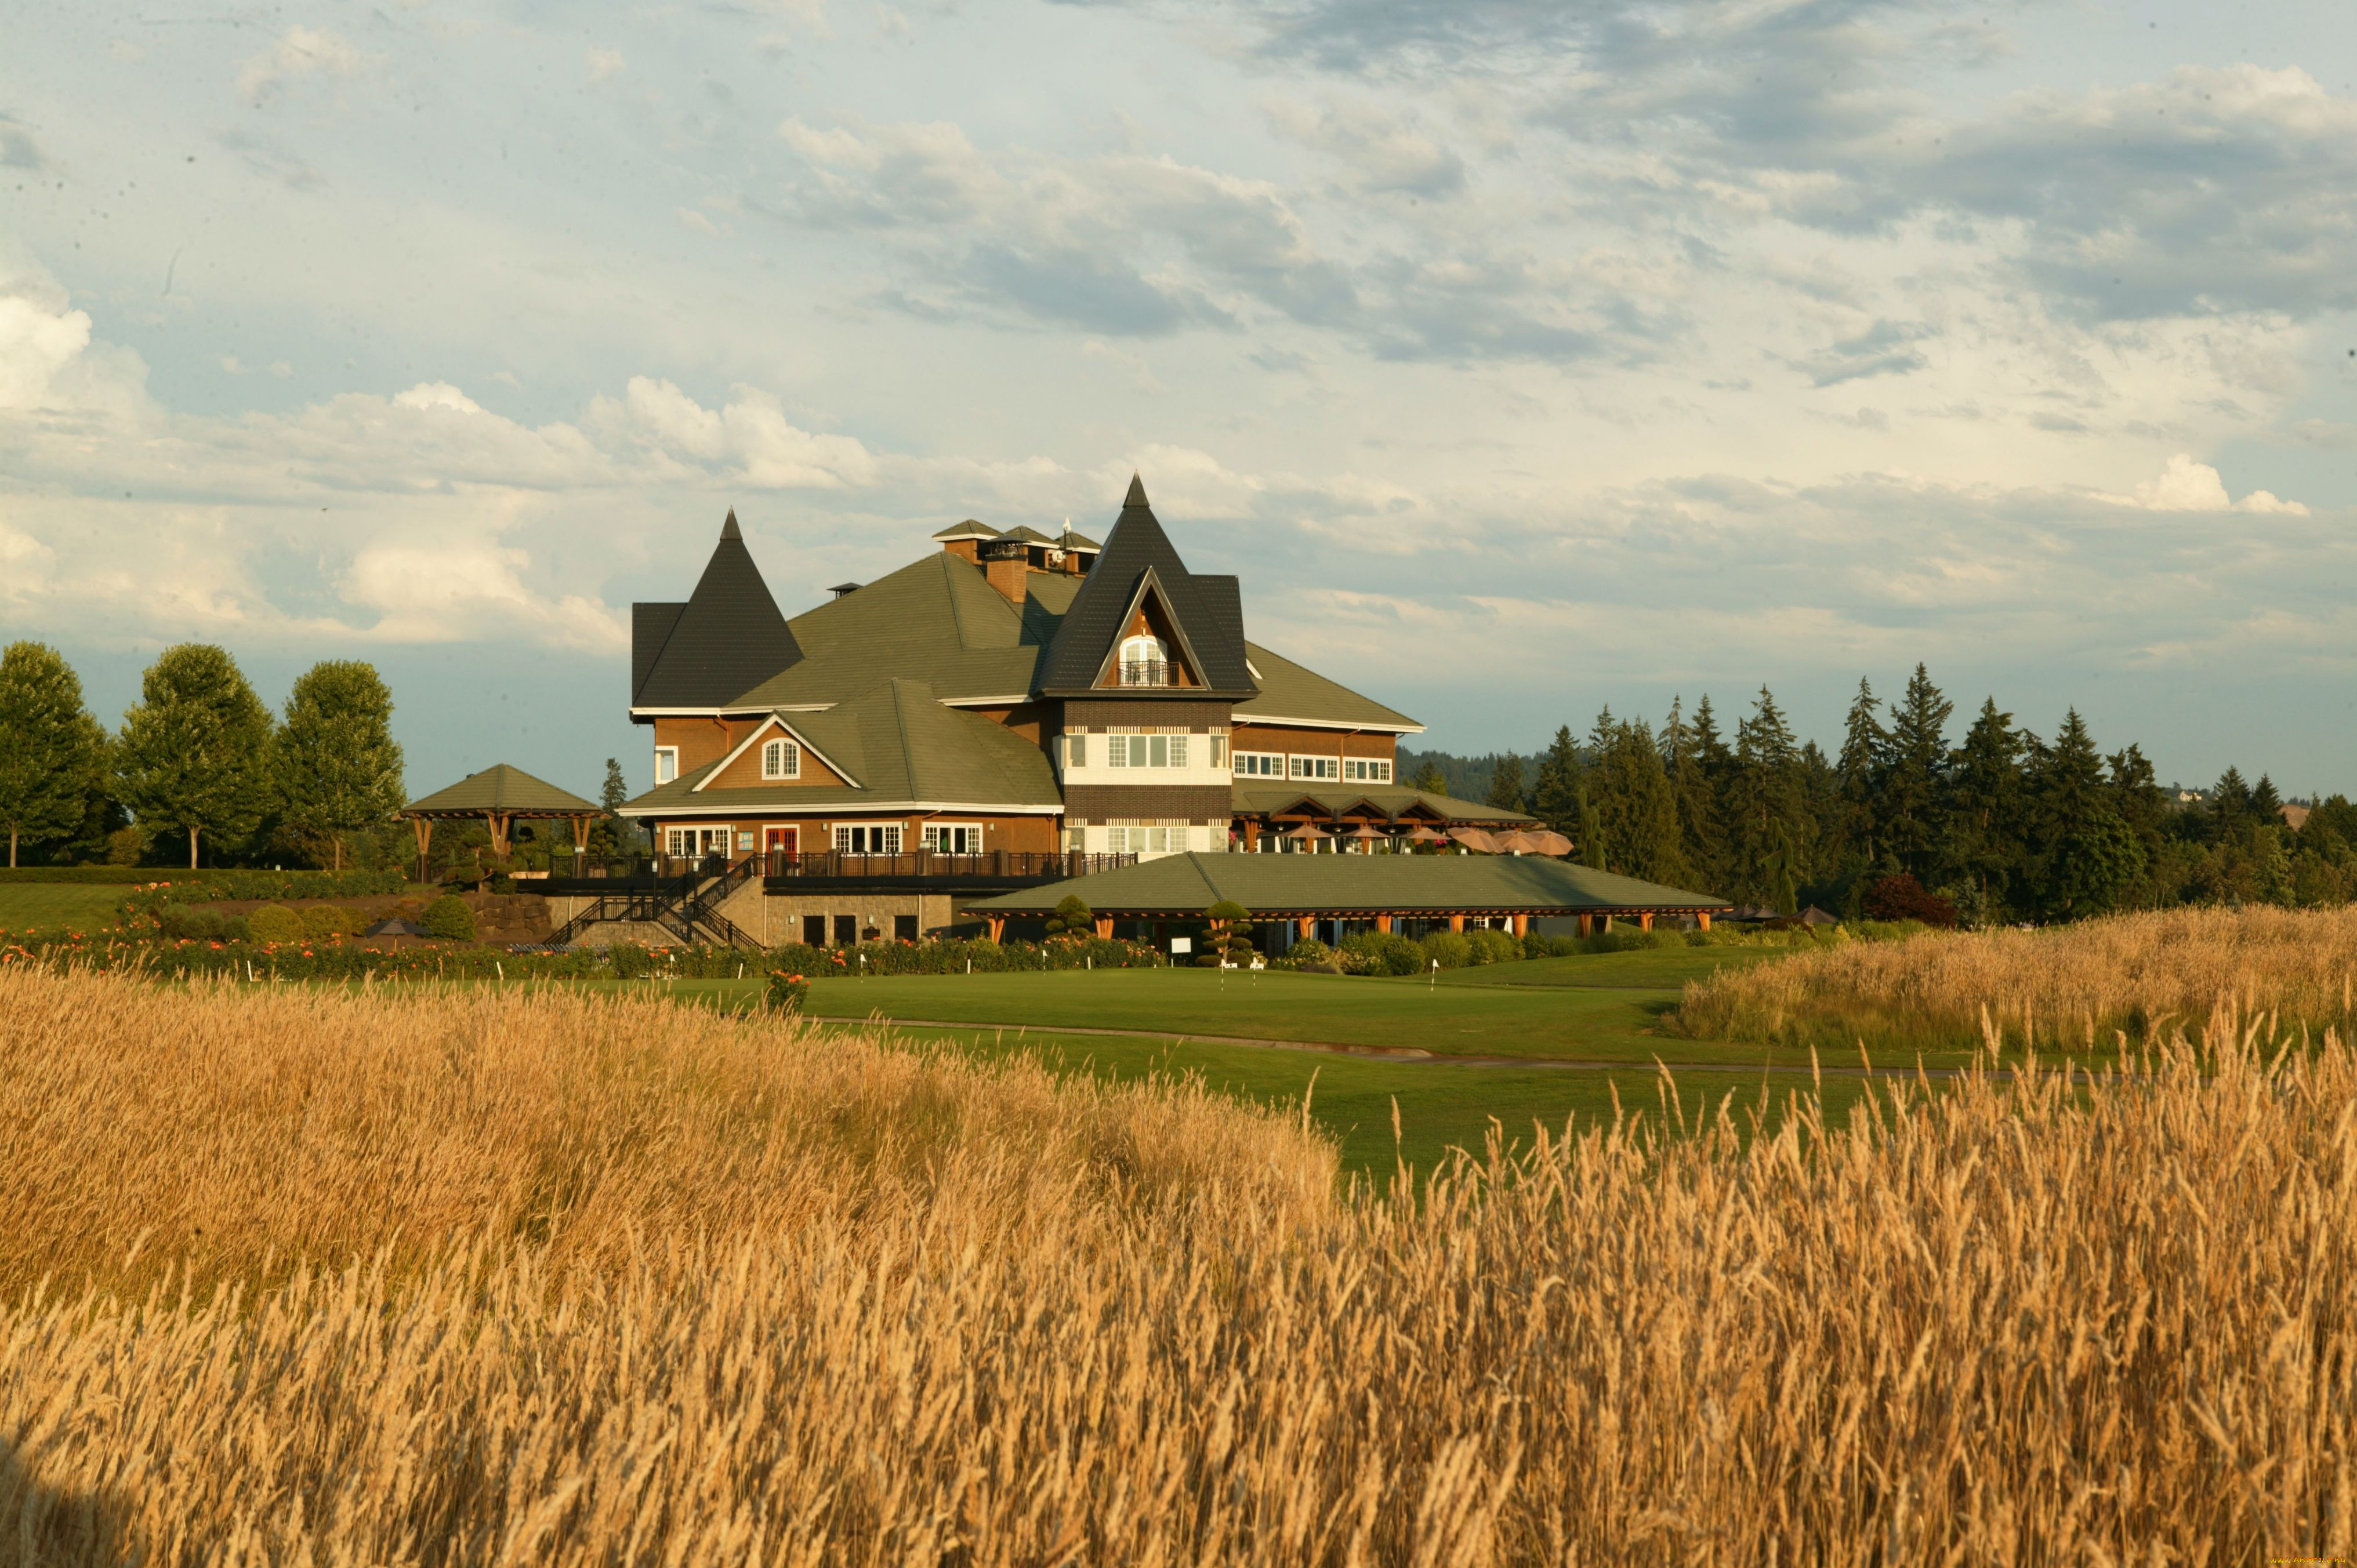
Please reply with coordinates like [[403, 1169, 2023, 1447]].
[[1797, 740, 1841, 891], [1486, 753, 1528, 814], [1881, 664, 1953, 881], [1946, 699, 2028, 922], [2027, 709, 2144, 919], [0, 643, 106, 868], [1834, 677, 1888, 867], [598, 757, 644, 855], [1410, 758, 1448, 796], [1530, 725, 1584, 838], [2106, 743, 2169, 890], [2209, 767, 2254, 844], [116, 644, 275, 869], [1723, 687, 1807, 906], [2251, 773, 2285, 825], [1585, 712, 1682, 883], [275, 660, 406, 870], [1661, 697, 1727, 891]]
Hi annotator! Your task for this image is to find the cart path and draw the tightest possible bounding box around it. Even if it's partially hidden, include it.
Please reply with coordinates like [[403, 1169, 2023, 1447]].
[[804, 1010, 2032, 1080]]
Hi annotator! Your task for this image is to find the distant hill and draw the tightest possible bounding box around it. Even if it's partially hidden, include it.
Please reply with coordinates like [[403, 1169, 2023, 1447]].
[[1395, 746, 1523, 805]]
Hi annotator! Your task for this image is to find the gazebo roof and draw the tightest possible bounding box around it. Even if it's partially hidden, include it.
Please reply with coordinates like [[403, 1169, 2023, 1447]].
[[402, 764, 599, 818]]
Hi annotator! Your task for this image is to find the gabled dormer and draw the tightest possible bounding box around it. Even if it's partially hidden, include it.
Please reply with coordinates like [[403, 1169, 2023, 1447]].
[[632, 510, 803, 714], [1033, 475, 1256, 701]]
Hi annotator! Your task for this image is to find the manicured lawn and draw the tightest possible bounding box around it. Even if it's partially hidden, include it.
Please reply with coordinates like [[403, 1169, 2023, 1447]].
[[855, 1023, 1881, 1178], [785, 961, 1902, 1067], [0, 883, 132, 933], [1434, 945, 1792, 990]]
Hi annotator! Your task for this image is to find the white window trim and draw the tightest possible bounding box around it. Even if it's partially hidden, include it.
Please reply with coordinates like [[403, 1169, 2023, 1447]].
[[692, 714, 858, 792], [832, 822, 905, 855], [1288, 754, 1342, 781], [762, 737, 801, 780], [654, 746, 679, 785], [923, 822, 985, 854], [1233, 750, 1284, 778], [1343, 757, 1394, 783]]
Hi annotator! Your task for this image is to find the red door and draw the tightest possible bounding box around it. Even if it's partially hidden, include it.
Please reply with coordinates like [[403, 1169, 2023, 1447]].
[[763, 826, 797, 865]]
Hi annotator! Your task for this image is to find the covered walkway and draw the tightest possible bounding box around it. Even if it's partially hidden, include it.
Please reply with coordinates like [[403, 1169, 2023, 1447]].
[[963, 852, 1731, 946]]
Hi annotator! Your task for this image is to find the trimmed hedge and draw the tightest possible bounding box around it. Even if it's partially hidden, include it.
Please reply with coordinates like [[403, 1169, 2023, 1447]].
[[0, 867, 253, 884]]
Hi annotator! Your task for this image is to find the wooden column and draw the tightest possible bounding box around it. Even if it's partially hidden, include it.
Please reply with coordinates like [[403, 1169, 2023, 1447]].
[[1094, 916, 1114, 939], [1513, 914, 1529, 937], [1375, 914, 1393, 933], [1242, 819, 1260, 852], [571, 814, 590, 869], [1638, 912, 1654, 931], [1577, 913, 1594, 938], [987, 916, 1006, 943], [1449, 913, 1465, 933], [1296, 916, 1314, 941], [1696, 911, 1712, 932], [412, 817, 433, 884]]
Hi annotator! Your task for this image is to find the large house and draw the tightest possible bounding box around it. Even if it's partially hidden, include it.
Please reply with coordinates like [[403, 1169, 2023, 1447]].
[[620, 478, 1528, 905]]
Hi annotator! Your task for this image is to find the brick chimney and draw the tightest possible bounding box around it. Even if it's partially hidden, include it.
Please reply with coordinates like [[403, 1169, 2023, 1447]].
[[984, 550, 1028, 604]]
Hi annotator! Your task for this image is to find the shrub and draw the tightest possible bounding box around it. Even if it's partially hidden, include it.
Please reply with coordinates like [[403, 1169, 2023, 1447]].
[[1198, 900, 1256, 967], [246, 905, 307, 945], [1287, 937, 1331, 964], [104, 827, 143, 866], [151, 905, 249, 943], [1467, 928, 1522, 966], [301, 905, 360, 938], [1044, 894, 1093, 937], [766, 971, 810, 1011], [1339, 931, 1424, 977], [1862, 873, 1959, 928], [422, 896, 477, 942], [1419, 931, 1472, 970]]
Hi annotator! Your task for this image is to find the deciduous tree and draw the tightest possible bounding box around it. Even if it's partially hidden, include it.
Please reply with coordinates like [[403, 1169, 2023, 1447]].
[[275, 660, 406, 870], [116, 644, 275, 869], [0, 643, 106, 868]]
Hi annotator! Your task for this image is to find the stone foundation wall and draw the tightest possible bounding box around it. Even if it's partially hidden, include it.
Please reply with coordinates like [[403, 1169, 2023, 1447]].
[[544, 888, 982, 948]]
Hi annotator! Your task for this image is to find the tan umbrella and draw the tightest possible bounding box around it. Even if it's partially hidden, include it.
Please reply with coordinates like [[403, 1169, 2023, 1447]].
[[1517, 829, 1575, 856], [1342, 823, 1384, 852], [1447, 827, 1502, 854], [1281, 822, 1330, 850], [1405, 825, 1446, 844]]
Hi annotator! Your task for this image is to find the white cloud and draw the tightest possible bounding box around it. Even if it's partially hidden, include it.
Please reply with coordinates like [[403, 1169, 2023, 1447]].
[[392, 382, 487, 415], [0, 291, 92, 409], [2118, 453, 2308, 516], [235, 26, 365, 107], [585, 47, 626, 85]]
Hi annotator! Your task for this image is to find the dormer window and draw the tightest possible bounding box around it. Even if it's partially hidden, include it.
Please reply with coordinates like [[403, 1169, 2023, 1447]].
[[1119, 634, 1170, 687], [762, 738, 800, 779]]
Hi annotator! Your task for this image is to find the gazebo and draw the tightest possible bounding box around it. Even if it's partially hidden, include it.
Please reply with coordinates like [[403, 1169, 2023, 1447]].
[[398, 764, 601, 883]]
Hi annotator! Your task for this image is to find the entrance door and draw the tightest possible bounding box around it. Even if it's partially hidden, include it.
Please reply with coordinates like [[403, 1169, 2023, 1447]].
[[764, 826, 797, 858]]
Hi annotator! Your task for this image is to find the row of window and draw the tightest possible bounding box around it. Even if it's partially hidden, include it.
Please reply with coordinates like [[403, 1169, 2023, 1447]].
[[1232, 753, 1394, 783], [1064, 732, 1229, 770], [662, 822, 987, 858]]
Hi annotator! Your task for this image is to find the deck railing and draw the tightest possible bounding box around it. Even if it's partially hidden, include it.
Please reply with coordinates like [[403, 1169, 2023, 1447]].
[[549, 850, 1136, 883]]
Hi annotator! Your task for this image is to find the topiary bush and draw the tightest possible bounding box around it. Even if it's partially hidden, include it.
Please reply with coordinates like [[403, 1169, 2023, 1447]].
[[422, 895, 476, 942], [301, 905, 361, 938], [1339, 930, 1424, 977], [246, 905, 306, 945]]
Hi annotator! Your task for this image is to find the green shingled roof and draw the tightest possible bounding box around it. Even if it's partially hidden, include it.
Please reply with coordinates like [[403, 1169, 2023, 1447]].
[[965, 853, 1728, 916], [1234, 641, 1419, 731], [621, 679, 1061, 815], [404, 764, 598, 816]]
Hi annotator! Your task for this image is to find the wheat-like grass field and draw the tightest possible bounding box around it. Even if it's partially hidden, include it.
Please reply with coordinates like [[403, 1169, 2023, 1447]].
[[1674, 904, 2357, 1055], [2, 953, 2352, 1563]]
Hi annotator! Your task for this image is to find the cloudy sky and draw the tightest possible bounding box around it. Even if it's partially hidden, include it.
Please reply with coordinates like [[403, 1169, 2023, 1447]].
[[5, 0, 2355, 799]]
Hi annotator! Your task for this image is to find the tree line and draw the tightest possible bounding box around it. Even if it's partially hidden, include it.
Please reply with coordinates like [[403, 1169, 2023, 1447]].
[[1405, 667, 2357, 923], [0, 641, 641, 872]]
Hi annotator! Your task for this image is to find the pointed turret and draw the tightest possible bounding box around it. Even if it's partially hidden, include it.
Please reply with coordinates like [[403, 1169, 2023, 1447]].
[[631, 509, 803, 708], [1032, 474, 1253, 698]]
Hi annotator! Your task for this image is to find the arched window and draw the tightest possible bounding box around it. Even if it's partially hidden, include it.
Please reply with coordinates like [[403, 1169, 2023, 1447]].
[[1118, 634, 1169, 687], [762, 738, 800, 779]]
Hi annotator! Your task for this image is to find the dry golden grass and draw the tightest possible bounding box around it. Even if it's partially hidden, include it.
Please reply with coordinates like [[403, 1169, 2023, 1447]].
[[1675, 904, 2357, 1054], [3, 961, 2355, 1563]]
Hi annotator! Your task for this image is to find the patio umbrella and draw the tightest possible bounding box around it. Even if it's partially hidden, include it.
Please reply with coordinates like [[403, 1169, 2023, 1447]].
[[1518, 829, 1575, 857], [1342, 823, 1385, 851], [1447, 827, 1502, 854], [1403, 825, 1447, 846], [1280, 822, 1331, 848]]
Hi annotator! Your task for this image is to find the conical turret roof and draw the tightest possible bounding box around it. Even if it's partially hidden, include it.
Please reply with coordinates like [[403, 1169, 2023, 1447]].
[[632, 510, 803, 707], [1033, 476, 1254, 698]]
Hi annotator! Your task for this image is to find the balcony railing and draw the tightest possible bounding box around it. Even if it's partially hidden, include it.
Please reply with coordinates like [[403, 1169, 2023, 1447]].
[[1119, 658, 1170, 688], [540, 851, 1138, 884]]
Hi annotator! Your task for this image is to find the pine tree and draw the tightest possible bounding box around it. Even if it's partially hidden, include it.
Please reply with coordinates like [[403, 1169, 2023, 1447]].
[[0, 643, 106, 868], [2251, 773, 2285, 825], [1881, 664, 1953, 881], [2028, 709, 2144, 919], [1662, 697, 1726, 891], [2209, 767, 2254, 844], [1834, 677, 1888, 867], [1530, 725, 1584, 837], [1410, 759, 1447, 796], [1584, 712, 1682, 883], [116, 644, 275, 869], [275, 661, 406, 871], [1486, 753, 1528, 814], [1724, 687, 1805, 906]]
